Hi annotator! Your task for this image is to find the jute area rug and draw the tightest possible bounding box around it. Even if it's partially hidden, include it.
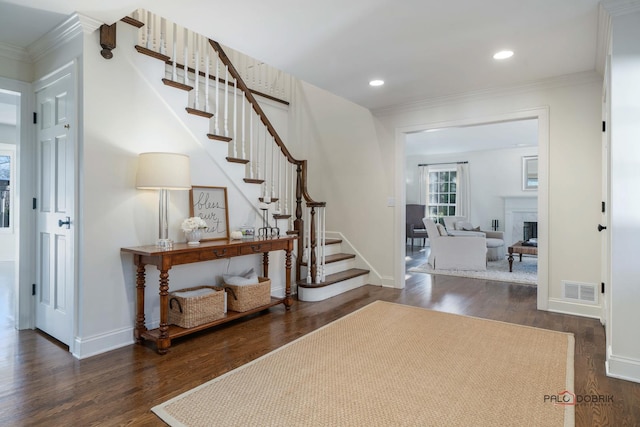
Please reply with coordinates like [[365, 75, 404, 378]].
[[409, 255, 538, 285], [152, 301, 574, 426]]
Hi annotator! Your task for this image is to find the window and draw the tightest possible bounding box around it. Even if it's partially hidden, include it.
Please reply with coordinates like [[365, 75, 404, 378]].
[[428, 169, 456, 224]]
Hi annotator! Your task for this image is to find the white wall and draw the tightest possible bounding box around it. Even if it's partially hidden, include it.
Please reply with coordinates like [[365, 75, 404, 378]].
[[74, 22, 289, 357], [375, 76, 602, 316], [608, 9, 640, 383], [289, 81, 393, 285], [406, 146, 538, 230]]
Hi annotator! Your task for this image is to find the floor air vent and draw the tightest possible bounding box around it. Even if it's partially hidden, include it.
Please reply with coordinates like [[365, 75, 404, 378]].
[[562, 281, 598, 305]]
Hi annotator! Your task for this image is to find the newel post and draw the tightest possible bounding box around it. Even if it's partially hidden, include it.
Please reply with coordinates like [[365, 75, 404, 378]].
[[294, 162, 304, 281]]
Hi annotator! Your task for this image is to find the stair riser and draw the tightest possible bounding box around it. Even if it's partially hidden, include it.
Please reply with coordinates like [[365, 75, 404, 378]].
[[301, 259, 355, 277], [297, 274, 368, 302], [321, 243, 342, 256]]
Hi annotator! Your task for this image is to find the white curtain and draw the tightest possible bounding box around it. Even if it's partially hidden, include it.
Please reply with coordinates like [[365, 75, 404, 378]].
[[418, 165, 429, 205], [456, 163, 470, 218]]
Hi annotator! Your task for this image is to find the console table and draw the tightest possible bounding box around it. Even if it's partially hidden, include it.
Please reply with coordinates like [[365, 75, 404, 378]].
[[121, 235, 296, 354]]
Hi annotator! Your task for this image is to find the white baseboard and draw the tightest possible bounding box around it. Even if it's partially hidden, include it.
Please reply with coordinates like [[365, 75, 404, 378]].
[[381, 276, 396, 287], [547, 298, 602, 319], [72, 327, 135, 359], [606, 353, 640, 384]]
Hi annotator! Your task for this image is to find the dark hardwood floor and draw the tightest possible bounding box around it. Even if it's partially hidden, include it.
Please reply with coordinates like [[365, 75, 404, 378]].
[[1, 246, 638, 426]]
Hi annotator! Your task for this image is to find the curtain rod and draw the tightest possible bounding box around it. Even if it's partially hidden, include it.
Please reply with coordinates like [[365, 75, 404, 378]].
[[418, 161, 468, 167]]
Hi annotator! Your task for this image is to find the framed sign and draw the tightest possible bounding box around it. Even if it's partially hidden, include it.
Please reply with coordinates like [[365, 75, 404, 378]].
[[189, 186, 230, 241]]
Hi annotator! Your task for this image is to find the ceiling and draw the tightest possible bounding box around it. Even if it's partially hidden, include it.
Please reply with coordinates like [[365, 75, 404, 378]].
[[0, 0, 606, 154], [0, 0, 604, 112]]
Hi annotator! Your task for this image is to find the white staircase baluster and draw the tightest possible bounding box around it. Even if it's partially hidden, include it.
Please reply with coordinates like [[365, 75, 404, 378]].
[[263, 121, 268, 186], [224, 66, 229, 137], [241, 94, 246, 159], [159, 18, 167, 54], [183, 28, 189, 86], [255, 115, 261, 181], [204, 45, 210, 112], [321, 206, 326, 281], [315, 207, 321, 284], [271, 136, 275, 201], [214, 56, 220, 134], [145, 11, 153, 49], [233, 80, 238, 157], [171, 23, 177, 81], [193, 36, 199, 109], [249, 109, 253, 178], [277, 148, 282, 213]]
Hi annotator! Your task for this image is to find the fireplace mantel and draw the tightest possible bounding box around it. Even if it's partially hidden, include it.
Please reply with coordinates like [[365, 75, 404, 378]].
[[503, 196, 538, 246]]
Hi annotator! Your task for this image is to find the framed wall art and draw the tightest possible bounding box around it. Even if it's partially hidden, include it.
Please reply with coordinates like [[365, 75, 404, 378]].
[[189, 186, 230, 241]]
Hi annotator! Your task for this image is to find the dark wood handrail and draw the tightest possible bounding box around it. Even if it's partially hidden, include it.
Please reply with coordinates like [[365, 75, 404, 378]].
[[209, 40, 322, 206]]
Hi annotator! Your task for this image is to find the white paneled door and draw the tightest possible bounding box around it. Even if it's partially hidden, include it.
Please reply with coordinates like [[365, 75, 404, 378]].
[[35, 68, 75, 346]]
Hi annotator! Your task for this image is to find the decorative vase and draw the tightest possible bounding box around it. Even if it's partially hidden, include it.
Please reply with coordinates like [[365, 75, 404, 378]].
[[185, 229, 203, 245]]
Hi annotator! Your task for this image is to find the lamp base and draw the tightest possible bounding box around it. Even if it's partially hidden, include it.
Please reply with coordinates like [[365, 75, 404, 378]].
[[156, 238, 174, 250]]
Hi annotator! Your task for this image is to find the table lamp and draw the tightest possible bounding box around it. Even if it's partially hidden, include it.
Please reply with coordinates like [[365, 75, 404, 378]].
[[136, 152, 191, 249]]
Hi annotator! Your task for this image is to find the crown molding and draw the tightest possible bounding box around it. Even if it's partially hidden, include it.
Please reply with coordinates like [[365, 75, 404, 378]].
[[373, 70, 602, 117], [0, 42, 29, 63], [601, 0, 640, 16], [27, 13, 103, 63]]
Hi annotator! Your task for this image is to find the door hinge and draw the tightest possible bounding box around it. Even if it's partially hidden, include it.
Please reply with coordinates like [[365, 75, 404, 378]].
[[602, 201, 606, 213], [602, 121, 606, 132], [601, 282, 605, 293], [32, 284, 36, 296], [33, 112, 37, 124]]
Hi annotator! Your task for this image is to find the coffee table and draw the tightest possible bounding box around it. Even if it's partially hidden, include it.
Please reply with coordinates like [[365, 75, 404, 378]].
[[507, 241, 538, 272]]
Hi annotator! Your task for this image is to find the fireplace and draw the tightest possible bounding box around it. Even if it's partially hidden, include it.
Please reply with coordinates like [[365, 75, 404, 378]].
[[523, 221, 538, 242], [503, 197, 537, 245]]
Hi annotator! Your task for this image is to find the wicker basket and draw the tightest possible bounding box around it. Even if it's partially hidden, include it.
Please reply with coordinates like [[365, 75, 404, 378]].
[[224, 277, 271, 312], [168, 286, 225, 328]]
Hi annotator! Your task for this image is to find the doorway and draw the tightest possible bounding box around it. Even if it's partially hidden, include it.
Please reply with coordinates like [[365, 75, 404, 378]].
[[0, 87, 20, 331], [394, 108, 550, 310]]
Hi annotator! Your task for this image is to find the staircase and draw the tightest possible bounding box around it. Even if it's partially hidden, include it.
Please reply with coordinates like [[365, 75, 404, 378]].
[[120, 10, 369, 301]]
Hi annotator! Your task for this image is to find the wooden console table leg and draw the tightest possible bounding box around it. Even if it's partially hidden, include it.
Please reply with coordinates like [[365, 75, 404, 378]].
[[134, 257, 147, 344], [157, 267, 171, 354], [263, 252, 269, 278], [284, 246, 293, 309]]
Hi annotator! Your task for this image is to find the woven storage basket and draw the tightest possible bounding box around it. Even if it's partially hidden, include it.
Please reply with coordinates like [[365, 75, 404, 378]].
[[168, 286, 225, 328], [224, 277, 271, 312]]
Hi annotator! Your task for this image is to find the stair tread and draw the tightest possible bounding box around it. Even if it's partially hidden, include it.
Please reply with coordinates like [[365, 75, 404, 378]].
[[301, 253, 355, 266], [325, 238, 342, 245], [297, 268, 369, 288]]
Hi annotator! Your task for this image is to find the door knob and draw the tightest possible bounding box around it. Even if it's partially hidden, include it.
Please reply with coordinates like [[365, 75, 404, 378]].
[[58, 216, 71, 229], [598, 224, 607, 232]]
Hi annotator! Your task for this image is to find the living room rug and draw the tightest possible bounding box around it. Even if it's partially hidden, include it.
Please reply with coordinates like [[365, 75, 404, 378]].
[[152, 301, 574, 426], [409, 255, 537, 285]]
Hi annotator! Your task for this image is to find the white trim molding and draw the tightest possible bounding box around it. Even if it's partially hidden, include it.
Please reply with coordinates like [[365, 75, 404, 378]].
[[606, 347, 640, 383], [374, 71, 601, 117]]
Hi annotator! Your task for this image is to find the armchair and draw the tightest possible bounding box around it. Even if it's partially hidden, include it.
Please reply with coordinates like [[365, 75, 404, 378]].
[[406, 204, 428, 250], [423, 218, 487, 270]]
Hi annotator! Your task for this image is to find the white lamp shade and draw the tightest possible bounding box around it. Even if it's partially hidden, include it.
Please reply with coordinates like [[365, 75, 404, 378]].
[[136, 152, 191, 190]]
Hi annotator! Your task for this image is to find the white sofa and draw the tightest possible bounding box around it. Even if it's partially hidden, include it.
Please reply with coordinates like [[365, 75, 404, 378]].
[[442, 216, 505, 261], [422, 218, 487, 271]]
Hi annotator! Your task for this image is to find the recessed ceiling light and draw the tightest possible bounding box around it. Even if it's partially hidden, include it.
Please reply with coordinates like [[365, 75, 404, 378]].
[[493, 50, 514, 60], [369, 79, 384, 87]]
